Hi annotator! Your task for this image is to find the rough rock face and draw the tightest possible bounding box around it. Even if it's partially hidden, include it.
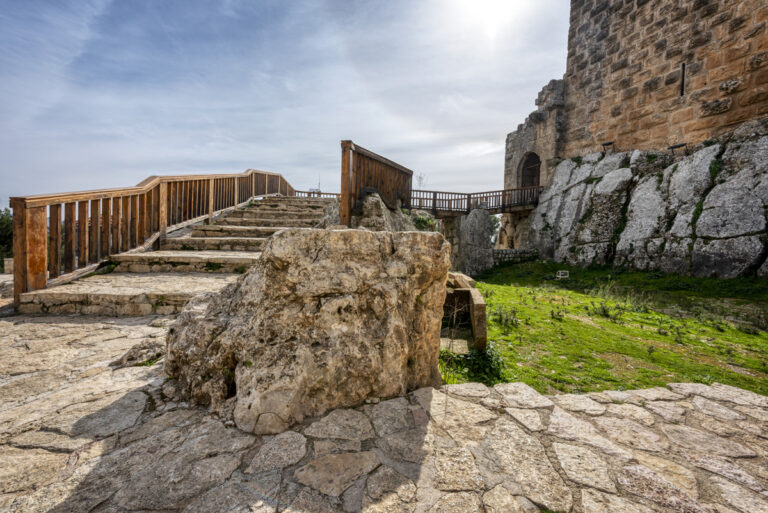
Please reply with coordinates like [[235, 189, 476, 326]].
[[351, 193, 416, 232], [165, 228, 450, 434], [527, 118, 768, 278], [4, 315, 768, 512], [455, 209, 494, 277]]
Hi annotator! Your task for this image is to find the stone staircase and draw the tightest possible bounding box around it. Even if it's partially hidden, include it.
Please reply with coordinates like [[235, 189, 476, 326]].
[[17, 196, 332, 316]]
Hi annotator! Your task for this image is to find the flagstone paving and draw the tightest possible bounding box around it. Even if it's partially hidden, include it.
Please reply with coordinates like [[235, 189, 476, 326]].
[[1, 315, 767, 513]]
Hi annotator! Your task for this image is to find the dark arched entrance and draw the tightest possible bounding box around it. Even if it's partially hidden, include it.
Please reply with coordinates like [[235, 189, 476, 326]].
[[520, 153, 541, 188]]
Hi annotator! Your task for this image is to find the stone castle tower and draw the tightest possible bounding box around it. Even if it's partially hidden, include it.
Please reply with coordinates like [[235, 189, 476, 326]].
[[499, 0, 767, 248]]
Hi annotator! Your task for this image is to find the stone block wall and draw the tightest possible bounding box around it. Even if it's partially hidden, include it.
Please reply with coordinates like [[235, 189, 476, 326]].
[[492, 249, 539, 267], [563, 0, 768, 156]]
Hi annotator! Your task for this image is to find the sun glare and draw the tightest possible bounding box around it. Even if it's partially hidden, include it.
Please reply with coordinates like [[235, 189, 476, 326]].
[[449, 0, 519, 40]]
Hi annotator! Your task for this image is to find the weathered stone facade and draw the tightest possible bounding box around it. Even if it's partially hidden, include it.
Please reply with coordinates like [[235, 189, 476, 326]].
[[501, 0, 768, 262], [527, 118, 768, 278]]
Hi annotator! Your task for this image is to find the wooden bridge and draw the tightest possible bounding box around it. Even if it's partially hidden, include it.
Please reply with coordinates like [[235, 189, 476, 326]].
[[339, 140, 542, 223]]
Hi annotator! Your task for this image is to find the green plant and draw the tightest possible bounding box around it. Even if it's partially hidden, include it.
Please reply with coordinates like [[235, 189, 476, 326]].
[[439, 344, 506, 386], [647, 154, 658, 164], [205, 262, 223, 271], [571, 156, 583, 166], [709, 158, 723, 181], [0, 208, 11, 272], [413, 215, 437, 232]]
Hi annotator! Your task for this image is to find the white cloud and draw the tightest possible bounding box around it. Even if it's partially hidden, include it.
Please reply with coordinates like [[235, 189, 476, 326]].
[[0, 0, 569, 208]]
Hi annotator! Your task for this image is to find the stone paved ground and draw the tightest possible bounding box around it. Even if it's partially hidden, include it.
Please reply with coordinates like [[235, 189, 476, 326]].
[[1, 315, 767, 513]]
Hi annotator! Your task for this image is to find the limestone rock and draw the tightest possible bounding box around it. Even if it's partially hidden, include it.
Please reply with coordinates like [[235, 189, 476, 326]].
[[710, 475, 768, 513], [482, 485, 538, 513], [351, 193, 415, 232], [246, 431, 307, 473], [552, 393, 606, 415], [547, 407, 632, 460], [481, 418, 573, 512], [433, 447, 484, 491], [427, 492, 483, 513], [494, 382, 554, 409], [617, 464, 706, 513], [368, 398, 413, 437], [455, 209, 494, 277], [294, 451, 380, 497], [593, 416, 669, 452], [581, 488, 650, 513], [553, 442, 616, 493], [662, 424, 757, 458], [165, 229, 450, 434], [304, 409, 375, 441], [504, 407, 545, 431]]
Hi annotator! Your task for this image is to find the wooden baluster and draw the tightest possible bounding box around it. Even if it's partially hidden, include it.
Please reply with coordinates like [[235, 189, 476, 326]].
[[48, 204, 61, 279], [64, 202, 76, 272], [208, 178, 214, 223], [176, 182, 182, 223], [130, 195, 139, 247], [111, 198, 120, 254], [77, 201, 89, 267], [89, 199, 100, 263], [121, 196, 130, 252], [11, 201, 47, 308], [139, 193, 148, 243], [150, 187, 159, 233], [101, 198, 110, 257]]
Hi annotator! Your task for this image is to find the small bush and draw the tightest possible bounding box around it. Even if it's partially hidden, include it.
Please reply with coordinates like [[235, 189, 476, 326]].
[[413, 215, 436, 231], [439, 344, 505, 386]]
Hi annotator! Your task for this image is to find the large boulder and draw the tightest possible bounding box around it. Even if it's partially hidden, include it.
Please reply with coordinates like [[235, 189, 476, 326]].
[[455, 209, 495, 277], [165, 228, 450, 435], [351, 193, 416, 232]]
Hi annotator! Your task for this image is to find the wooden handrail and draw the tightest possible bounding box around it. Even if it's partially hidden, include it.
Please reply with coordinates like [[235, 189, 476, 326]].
[[340, 140, 413, 225], [10, 168, 302, 308]]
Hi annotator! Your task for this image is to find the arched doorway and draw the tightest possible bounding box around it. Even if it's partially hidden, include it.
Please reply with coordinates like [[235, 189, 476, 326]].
[[520, 153, 541, 188]]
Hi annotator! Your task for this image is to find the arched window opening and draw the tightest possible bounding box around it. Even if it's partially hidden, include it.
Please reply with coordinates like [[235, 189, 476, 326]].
[[520, 153, 541, 188]]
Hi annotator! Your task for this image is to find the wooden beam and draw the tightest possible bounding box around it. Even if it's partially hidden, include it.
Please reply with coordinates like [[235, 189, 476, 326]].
[[111, 197, 121, 255], [340, 141, 352, 226], [101, 198, 110, 258], [89, 199, 100, 263]]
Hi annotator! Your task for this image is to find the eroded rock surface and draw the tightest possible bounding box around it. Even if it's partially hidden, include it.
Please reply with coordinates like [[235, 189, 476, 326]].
[[165, 229, 451, 434], [3, 314, 768, 512], [526, 118, 768, 278]]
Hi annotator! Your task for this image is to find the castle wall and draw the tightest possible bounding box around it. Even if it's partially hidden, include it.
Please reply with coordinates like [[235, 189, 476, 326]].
[[563, 0, 768, 156]]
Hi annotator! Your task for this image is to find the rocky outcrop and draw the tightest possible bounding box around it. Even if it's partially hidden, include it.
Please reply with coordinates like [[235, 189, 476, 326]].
[[165, 228, 451, 434], [455, 209, 494, 277], [351, 193, 416, 232], [527, 118, 768, 278], [3, 314, 768, 512]]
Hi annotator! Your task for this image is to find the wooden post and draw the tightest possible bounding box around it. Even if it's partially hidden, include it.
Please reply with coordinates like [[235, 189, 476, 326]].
[[158, 182, 168, 237], [49, 204, 61, 279], [121, 196, 130, 252], [467, 193, 472, 214], [340, 141, 352, 226], [432, 192, 438, 215], [208, 178, 214, 223], [12, 200, 47, 308]]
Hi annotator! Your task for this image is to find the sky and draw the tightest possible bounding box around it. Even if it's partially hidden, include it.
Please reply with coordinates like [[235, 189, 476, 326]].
[[0, 0, 570, 209]]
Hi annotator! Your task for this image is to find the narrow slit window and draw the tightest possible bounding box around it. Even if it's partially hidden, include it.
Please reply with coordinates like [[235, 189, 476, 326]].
[[680, 63, 686, 97]]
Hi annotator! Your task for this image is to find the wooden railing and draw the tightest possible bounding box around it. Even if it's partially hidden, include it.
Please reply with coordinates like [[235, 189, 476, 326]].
[[10, 169, 300, 307], [340, 141, 413, 225], [294, 191, 341, 199], [410, 186, 543, 215]]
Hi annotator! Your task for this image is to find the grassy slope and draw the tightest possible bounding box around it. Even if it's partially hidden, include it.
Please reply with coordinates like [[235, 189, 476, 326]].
[[441, 261, 768, 396]]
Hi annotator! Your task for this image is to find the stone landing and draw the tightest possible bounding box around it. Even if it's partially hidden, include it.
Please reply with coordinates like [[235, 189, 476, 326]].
[[2, 315, 767, 513]]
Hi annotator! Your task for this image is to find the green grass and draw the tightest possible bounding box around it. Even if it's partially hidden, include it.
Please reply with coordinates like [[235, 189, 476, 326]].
[[441, 261, 768, 396]]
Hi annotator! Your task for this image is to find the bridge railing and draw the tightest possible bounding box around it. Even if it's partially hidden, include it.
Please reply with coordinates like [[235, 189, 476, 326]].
[[340, 141, 413, 225], [411, 186, 543, 214], [10, 169, 298, 307]]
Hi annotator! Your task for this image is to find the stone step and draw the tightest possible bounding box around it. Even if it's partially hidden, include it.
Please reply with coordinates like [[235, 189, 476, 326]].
[[216, 217, 318, 228], [161, 237, 266, 252], [246, 203, 327, 212], [17, 272, 239, 316], [190, 225, 287, 238], [226, 210, 323, 220], [110, 251, 261, 273]]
